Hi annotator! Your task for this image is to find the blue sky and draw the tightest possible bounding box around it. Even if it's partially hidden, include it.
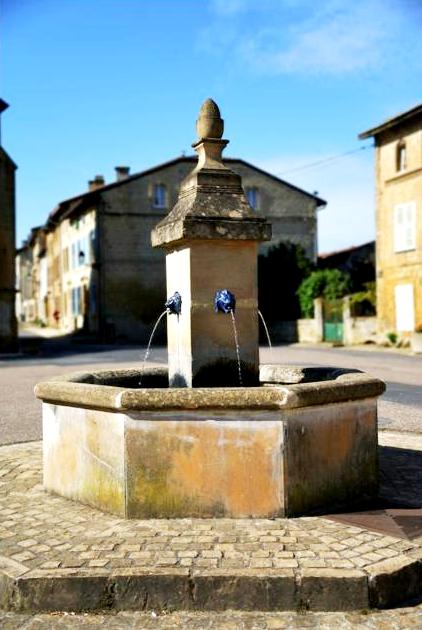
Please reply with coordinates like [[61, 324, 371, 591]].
[[2, 0, 422, 253]]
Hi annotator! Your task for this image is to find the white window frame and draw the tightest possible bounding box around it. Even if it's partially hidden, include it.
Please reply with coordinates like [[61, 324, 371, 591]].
[[393, 201, 416, 253]]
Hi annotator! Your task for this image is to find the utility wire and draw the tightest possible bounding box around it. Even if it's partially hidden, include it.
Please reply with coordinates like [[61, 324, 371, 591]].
[[276, 143, 374, 176]]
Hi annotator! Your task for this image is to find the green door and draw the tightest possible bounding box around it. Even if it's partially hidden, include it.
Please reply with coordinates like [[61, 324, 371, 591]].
[[323, 299, 343, 343]]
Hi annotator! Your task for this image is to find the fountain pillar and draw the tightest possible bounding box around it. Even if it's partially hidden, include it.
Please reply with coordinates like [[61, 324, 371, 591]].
[[152, 99, 271, 386]]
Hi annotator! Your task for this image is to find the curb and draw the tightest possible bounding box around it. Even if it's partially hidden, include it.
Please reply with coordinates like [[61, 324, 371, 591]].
[[1, 560, 421, 613]]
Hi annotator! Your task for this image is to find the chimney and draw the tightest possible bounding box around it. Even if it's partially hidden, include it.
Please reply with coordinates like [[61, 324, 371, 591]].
[[88, 175, 105, 192], [115, 166, 130, 182]]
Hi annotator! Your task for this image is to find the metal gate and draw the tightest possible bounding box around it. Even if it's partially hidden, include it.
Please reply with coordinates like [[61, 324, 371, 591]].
[[323, 299, 343, 343]]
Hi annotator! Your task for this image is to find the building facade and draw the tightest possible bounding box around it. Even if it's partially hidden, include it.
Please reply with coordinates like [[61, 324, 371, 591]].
[[360, 103, 422, 337], [0, 100, 18, 351], [19, 157, 324, 341]]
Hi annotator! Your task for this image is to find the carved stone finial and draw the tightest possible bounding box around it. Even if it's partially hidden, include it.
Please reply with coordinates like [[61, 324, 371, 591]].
[[152, 97, 271, 250], [196, 98, 224, 139]]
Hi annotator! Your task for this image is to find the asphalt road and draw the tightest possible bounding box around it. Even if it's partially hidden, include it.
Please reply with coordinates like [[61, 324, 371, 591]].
[[0, 337, 421, 445]]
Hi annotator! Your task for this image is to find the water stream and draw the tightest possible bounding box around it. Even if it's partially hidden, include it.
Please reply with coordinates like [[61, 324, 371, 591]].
[[139, 310, 167, 386], [230, 310, 243, 386], [258, 309, 272, 348]]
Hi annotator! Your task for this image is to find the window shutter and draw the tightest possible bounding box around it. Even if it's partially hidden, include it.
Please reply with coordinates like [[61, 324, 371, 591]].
[[394, 202, 416, 252]]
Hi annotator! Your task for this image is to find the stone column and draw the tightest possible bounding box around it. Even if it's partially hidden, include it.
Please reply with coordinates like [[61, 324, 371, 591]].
[[152, 99, 271, 387], [314, 298, 324, 343]]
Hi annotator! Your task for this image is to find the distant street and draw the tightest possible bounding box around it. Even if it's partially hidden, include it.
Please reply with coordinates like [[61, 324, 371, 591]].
[[0, 336, 421, 445]]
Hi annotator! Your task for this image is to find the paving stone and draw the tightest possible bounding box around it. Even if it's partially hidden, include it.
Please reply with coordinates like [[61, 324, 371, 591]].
[[1, 441, 422, 614]]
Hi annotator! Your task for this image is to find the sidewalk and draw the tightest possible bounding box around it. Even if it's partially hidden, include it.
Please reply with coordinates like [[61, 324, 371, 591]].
[[2, 605, 422, 628], [1, 432, 422, 614], [18, 324, 66, 339], [289, 341, 421, 357]]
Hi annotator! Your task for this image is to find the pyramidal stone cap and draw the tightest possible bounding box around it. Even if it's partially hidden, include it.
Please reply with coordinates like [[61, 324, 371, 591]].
[[151, 98, 271, 248], [196, 98, 224, 139]]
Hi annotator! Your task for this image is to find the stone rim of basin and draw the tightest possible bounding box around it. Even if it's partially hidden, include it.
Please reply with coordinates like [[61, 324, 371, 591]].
[[34, 365, 385, 411]]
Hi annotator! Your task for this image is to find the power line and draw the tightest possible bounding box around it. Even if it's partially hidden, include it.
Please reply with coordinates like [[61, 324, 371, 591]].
[[276, 143, 374, 176]]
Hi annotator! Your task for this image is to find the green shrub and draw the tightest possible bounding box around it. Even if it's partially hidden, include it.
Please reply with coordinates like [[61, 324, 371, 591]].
[[297, 269, 351, 318], [349, 281, 376, 316], [386, 331, 398, 345]]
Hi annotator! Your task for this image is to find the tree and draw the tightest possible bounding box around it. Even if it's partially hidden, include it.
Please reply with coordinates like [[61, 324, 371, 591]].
[[258, 242, 314, 322], [297, 269, 351, 318]]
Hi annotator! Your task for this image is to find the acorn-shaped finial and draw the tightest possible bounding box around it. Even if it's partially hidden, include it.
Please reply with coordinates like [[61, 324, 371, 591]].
[[196, 98, 224, 139]]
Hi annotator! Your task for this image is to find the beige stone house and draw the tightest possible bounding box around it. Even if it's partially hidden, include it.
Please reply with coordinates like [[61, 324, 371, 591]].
[[19, 157, 324, 341], [16, 228, 37, 323], [16, 239, 32, 323], [16, 227, 50, 325], [0, 100, 18, 351], [360, 103, 422, 338]]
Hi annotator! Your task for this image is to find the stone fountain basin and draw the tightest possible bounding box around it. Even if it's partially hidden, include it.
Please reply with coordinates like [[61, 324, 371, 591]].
[[35, 366, 385, 519]]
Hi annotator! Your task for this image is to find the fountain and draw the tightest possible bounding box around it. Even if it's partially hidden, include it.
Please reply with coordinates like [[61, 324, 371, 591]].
[[35, 99, 385, 519]]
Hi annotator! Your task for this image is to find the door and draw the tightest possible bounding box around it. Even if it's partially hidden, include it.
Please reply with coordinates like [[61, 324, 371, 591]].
[[395, 284, 415, 331], [323, 299, 344, 343]]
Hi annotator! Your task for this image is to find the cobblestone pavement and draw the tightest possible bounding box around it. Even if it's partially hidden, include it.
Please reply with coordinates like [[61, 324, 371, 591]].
[[1, 606, 422, 628], [1, 442, 420, 578], [2, 436, 422, 624]]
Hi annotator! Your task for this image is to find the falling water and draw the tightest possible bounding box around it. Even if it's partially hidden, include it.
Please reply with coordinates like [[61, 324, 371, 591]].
[[258, 309, 272, 349], [176, 313, 181, 381], [230, 310, 243, 386], [139, 310, 167, 386]]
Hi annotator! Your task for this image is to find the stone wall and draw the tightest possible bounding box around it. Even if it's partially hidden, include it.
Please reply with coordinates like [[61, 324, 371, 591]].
[[296, 298, 324, 343], [273, 298, 377, 346], [343, 297, 377, 345], [297, 318, 323, 343]]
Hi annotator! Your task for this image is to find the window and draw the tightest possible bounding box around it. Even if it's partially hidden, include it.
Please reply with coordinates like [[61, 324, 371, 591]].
[[153, 183, 167, 208], [71, 287, 82, 316], [396, 140, 407, 172], [70, 239, 90, 267], [246, 187, 259, 210], [78, 236, 88, 265], [71, 243, 77, 269], [393, 202, 416, 252], [89, 230, 96, 263]]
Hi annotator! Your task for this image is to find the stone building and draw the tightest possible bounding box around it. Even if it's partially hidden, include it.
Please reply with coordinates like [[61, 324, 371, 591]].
[[16, 227, 45, 324], [360, 103, 422, 337], [19, 156, 324, 341], [0, 100, 18, 351], [15, 240, 32, 323]]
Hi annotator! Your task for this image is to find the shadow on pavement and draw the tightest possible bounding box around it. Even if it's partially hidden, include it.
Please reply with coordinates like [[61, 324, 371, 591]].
[[328, 445, 422, 540], [3, 333, 143, 361]]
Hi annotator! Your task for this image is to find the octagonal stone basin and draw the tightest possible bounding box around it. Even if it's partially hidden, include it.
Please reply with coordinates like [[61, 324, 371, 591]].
[[35, 366, 385, 519]]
